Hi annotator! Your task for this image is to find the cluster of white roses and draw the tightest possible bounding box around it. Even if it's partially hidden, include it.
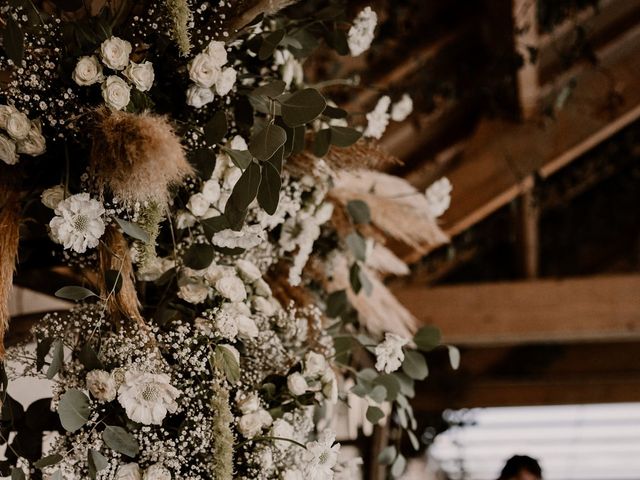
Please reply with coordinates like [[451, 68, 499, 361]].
[[86, 369, 180, 425], [363, 93, 413, 139], [286, 351, 338, 403], [73, 36, 155, 110], [0, 104, 46, 165], [186, 40, 237, 108]]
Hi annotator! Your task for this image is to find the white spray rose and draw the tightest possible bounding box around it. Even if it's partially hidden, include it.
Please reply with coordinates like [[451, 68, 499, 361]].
[[17, 122, 46, 156], [205, 40, 228, 67], [6, 111, 31, 140], [238, 409, 272, 437], [215, 67, 237, 96], [0, 134, 18, 165], [215, 275, 247, 302], [236, 392, 260, 414], [0, 105, 16, 129], [100, 36, 132, 71], [101, 75, 131, 110], [72, 55, 104, 86], [41, 185, 65, 209], [124, 60, 155, 92], [178, 278, 209, 304], [303, 351, 326, 378], [143, 463, 171, 480], [251, 296, 275, 316], [271, 419, 295, 451], [187, 192, 210, 217], [236, 314, 259, 339], [176, 211, 196, 229], [115, 463, 142, 480], [287, 372, 308, 396], [202, 179, 221, 204], [189, 52, 221, 88], [86, 370, 117, 402], [186, 85, 215, 108], [253, 278, 272, 297]]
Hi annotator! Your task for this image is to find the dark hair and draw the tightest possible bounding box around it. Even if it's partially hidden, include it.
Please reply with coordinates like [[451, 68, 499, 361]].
[[498, 455, 542, 479]]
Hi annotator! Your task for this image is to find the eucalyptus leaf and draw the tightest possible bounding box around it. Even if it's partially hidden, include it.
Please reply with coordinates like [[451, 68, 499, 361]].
[[204, 110, 228, 145], [115, 218, 151, 243], [88, 449, 108, 479], [34, 454, 63, 469], [214, 345, 240, 383], [257, 162, 281, 215], [366, 405, 385, 424], [401, 350, 429, 380], [312, 128, 331, 157], [10, 468, 25, 480], [391, 453, 407, 478], [349, 263, 362, 294], [226, 162, 261, 212], [249, 124, 287, 161], [79, 343, 103, 371], [183, 243, 215, 270], [222, 147, 253, 170], [394, 372, 415, 397], [281, 88, 327, 127], [373, 373, 401, 401], [103, 426, 139, 458], [413, 325, 441, 352], [448, 345, 461, 370], [58, 389, 90, 432], [4, 17, 24, 65], [346, 233, 367, 261], [323, 105, 348, 119], [346, 200, 370, 224], [326, 290, 348, 318], [55, 286, 97, 301], [201, 215, 230, 238], [378, 445, 397, 465], [258, 29, 285, 60], [330, 126, 362, 147], [46, 339, 64, 380], [36, 337, 54, 372], [189, 148, 217, 179], [408, 430, 420, 450], [325, 29, 349, 55], [266, 145, 284, 173], [252, 80, 286, 98], [368, 385, 387, 403]]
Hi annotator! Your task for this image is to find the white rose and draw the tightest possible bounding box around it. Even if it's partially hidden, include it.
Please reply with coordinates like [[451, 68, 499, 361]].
[[223, 166, 242, 190], [287, 372, 308, 396], [253, 278, 272, 297], [101, 75, 131, 110], [178, 278, 209, 304], [189, 52, 221, 88], [303, 351, 326, 378], [230, 135, 248, 150], [204, 264, 235, 285], [0, 105, 16, 129], [187, 192, 210, 217], [215, 275, 247, 302], [236, 314, 259, 339], [86, 369, 117, 402], [176, 211, 196, 229], [100, 36, 132, 71], [252, 296, 275, 316], [205, 40, 228, 67], [271, 419, 295, 450], [202, 179, 221, 204], [238, 409, 272, 437], [6, 111, 31, 140], [17, 122, 46, 156], [116, 463, 142, 480], [41, 185, 65, 209], [236, 392, 260, 414], [186, 85, 215, 109], [235, 259, 261, 283], [143, 463, 171, 480], [124, 60, 155, 92], [72, 55, 104, 86], [0, 134, 18, 165], [215, 67, 237, 96]]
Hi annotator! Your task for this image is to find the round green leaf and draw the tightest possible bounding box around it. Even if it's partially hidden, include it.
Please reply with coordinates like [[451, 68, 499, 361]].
[[34, 454, 63, 469], [330, 126, 362, 147], [366, 405, 385, 424], [204, 110, 228, 145], [257, 161, 281, 215], [259, 30, 285, 60], [346, 232, 367, 261], [281, 88, 327, 127], [312, 128, 331, 157], [252, 80, 286, 98], [346, 200, 371, 224], [58, 389, 90, 432], [413, 325, 441, 352], [249, 124, 287, 161], [391, 453, 407, 478], [401, 350, 429, 380], [103, 425, 139, 458], [46, 339, 64, 380], [378, 445, 397, 465], [183, 243, 215, 270], [226, 161, 262, 212]]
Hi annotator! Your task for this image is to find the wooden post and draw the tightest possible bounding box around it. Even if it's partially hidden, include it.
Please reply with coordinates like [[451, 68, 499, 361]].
[[515, 188, 540, 278]]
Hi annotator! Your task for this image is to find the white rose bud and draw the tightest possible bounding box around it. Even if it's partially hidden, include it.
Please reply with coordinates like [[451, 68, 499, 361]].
[[252, 296, 275, 316], [215, 67, 237, 96], [101, 75, 131, 111], [17, 122, 46, 156], [115, 463, 142, 480], [215, 275, 247, 302], [6, 111, 31, 140], [72, 55, 104, 86], [0, 105, 16, 129], [86, 369, 117, 402], [188, 52, 221, 88], [287, 372, 308, 396], [187, 192, 210, 217], [0, 134, 18, 165], [236, 259, 262, 283], [124, 60, 155, 92], [205, 40, 228, 67], [186, 85, 215, 109], [41, 185, 65, 209], [177, 278, 209, 304], [100, 36, 132, 71], [253, 278, 272, 297], [236, 314, 259, 339], [143, 463, 172, 480], [236, 392, 260, 414]]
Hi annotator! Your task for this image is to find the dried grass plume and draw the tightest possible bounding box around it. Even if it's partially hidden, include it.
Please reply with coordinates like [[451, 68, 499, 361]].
[[90, 107, 193, 206], [0, 187, 20, 358]]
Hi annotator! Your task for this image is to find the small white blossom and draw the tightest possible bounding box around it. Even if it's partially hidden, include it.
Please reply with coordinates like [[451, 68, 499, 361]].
[[118, 371, 180, 425], [215, 275, 247, 302], [202, 179, 221, 204], [143, 463, 172, 480], [205, 40, 228, 67], [187, 192, 210, 217], [375, 333, 409, 373], [348, 6, 378, 56], [238, 409, 272, 437], [124, 61, 155, 92], [287, 372, 308, 396], [86, 370, 117, 402], [189, 52, 221, 88], [186, 84, 215, 108], [101, 75, 131, 110], [425, 177, 452, 218], [236, 259, 262, 283], [364, 95, 390, 139], [236, 392, 260, 414], [49, 193, 105, 253], [215, 67, 237, 96], [303, 430, 341, 480], [72, 55, 104, 86], [390, 94, 413, 122], [303, 351, 326, 378], [100, 36, 132, 71]]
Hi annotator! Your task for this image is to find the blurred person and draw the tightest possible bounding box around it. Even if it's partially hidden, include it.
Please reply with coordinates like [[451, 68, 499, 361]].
[[497, 455, 542, 480]]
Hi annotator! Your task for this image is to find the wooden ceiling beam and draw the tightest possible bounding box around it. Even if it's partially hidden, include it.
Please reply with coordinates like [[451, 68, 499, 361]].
[[393, 274, 640, 346]]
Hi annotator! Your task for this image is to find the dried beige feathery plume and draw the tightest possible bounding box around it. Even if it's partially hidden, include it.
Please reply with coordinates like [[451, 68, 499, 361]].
[[327, 253, 417, 337], [330, 170, 449, 250], [98, 225, 145, 327], [90, 107, 193, 207], [210, 380, 234, 480], [0, 187, 20, 359], [366, 243, 410, 276], [166, 0, 193, 56]]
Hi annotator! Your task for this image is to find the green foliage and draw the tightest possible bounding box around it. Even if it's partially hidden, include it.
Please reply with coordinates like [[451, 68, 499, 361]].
[[257, 162, 281, 214], [34, 454, 62, 470], [366, 405, 385, 424], [88, 449, 108, 479], [413, 325, 441, 352], [46, 339, 64, 380], [346, 200, 371, 224], [401, 350, 429, 380], [281, 89, 327, 127], [259, 30, 285, 60], [54, 286, 97, 301], [250, 124, 287, 161], [115, 218, 151, 243], [3, 16, 24, 64], [183, 243, 215, 270], [102, 426, 139, 458], [204, 111, 228, 146], [58, 389, 90, 432]]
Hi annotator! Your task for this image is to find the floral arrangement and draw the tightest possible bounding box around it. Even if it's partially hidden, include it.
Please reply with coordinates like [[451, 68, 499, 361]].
[[0, 1, 456, 479]]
